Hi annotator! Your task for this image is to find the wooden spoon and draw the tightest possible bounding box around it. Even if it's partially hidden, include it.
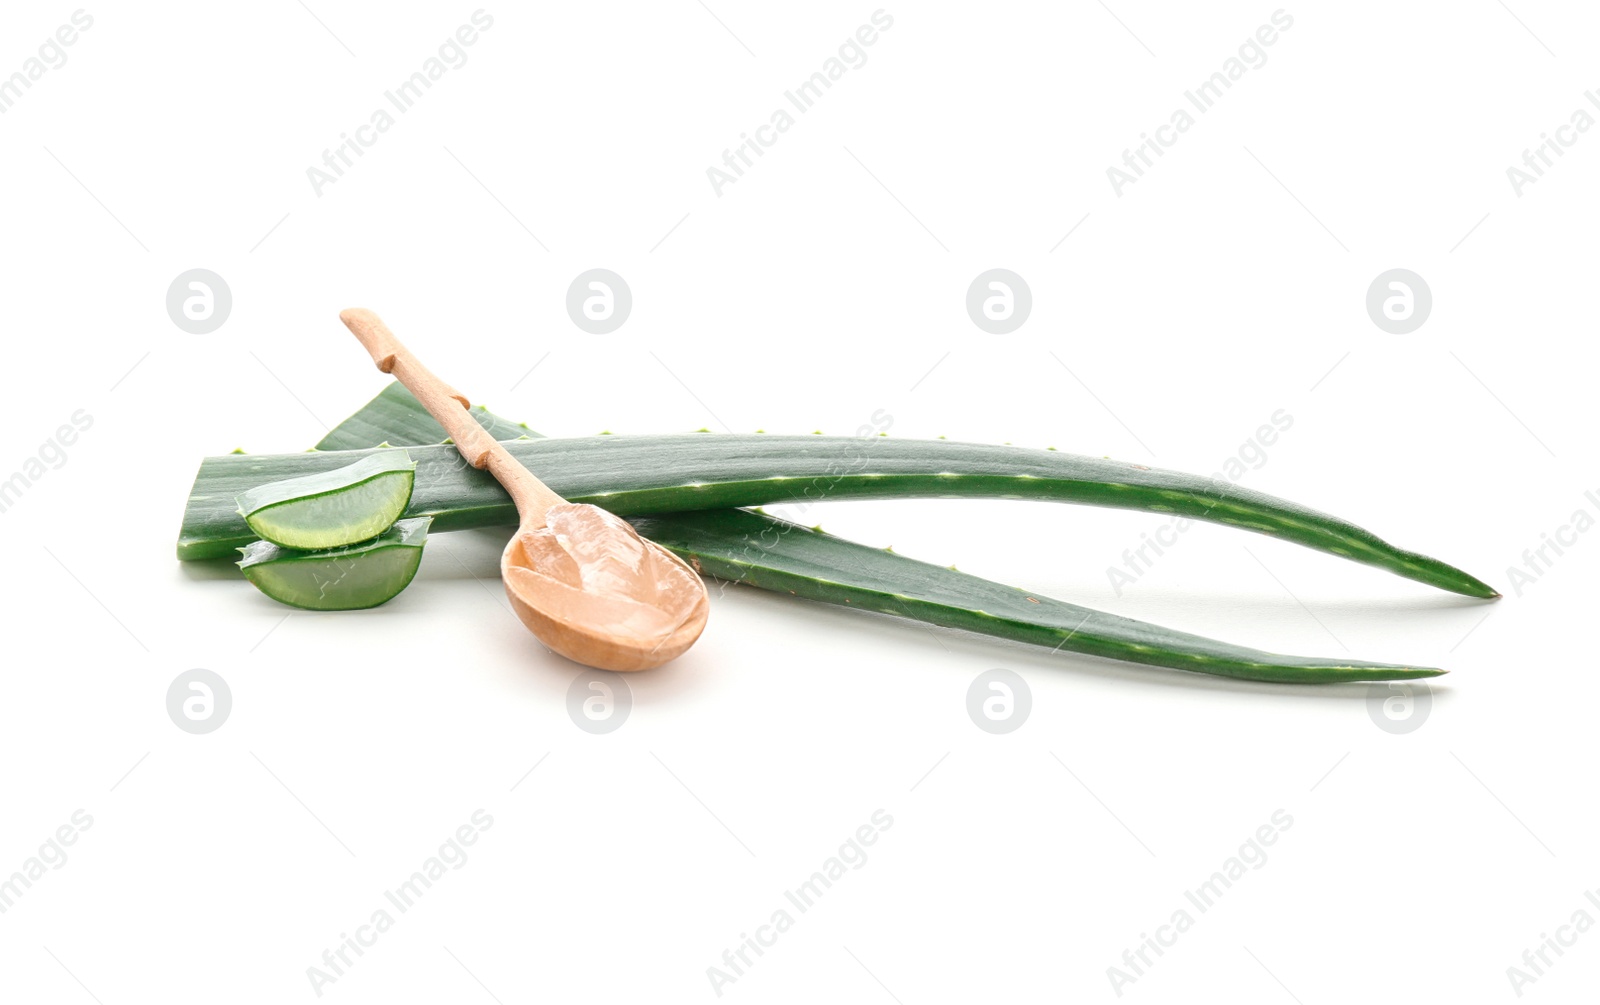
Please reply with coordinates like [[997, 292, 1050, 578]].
[[339, 308, 709, 671]]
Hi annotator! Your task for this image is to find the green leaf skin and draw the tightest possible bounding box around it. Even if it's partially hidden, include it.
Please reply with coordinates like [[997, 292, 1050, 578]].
[[631, 509, 1442, 683], [178, 431, 1496, 599], [236, 450, 415, 550], [313, 383, 533, 451], [238, 517, 430, 611], [208, 383, 1450, 683]]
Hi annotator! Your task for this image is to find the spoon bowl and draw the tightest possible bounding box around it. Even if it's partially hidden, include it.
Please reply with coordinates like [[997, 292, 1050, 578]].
[[501, 512, 709, 670]]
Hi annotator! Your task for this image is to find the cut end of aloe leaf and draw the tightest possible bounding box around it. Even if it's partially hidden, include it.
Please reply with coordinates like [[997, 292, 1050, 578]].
[[238, 517, 431, 611], [236, 450, 415, 550]]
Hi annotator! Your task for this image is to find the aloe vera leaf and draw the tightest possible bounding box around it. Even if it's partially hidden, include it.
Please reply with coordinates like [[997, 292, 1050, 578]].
[[313, 383, 533, 450], [302, 386, 1443, 683], [630, 509, 1440, 683], [179, 427, 1496, 599], [238, 517, 431, 611], [236, 451, 416, 549]]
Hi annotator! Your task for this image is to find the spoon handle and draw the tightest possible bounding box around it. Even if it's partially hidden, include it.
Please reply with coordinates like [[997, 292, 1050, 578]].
[[339, 308, 565, 525]]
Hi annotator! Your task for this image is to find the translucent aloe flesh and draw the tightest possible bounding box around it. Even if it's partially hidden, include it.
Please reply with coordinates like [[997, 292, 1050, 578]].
[[179, 415, 1495, 601], [236, 451, 415, 549], [192, 383, 1456, 684], [238, 517, 431, 611]]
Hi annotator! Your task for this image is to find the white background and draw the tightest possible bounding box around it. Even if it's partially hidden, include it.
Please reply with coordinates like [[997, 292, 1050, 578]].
[[1, 1, 1595, 1002]]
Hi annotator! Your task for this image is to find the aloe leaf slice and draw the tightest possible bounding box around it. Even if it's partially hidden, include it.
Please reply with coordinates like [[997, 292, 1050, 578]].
[[235, 450, 416, 550], [238, 517, 431, 611], [285, 385, 1444, 684], [180, 417, 1495, 600]]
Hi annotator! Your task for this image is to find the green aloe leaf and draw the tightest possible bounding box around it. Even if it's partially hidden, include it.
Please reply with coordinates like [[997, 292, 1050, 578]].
[[630, 509, 1442, 683], [255, 383, 1451, 684], [313, 383, 533, 451], [178, 402, 1495, 602]]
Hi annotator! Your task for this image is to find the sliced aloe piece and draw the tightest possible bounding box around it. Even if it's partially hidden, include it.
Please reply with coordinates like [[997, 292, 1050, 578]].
[[236, 451, 415, 549], [238, 517, 431, 611]]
